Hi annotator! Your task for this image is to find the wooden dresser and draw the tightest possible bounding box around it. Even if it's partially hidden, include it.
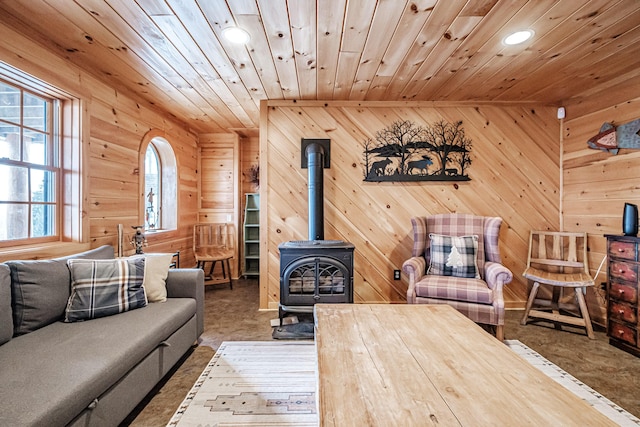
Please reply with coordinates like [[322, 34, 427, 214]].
[[605, 234, 640, 357]]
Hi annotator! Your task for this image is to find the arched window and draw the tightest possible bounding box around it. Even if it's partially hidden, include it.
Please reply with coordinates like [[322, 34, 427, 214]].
[[141, 134, 177, 232], [144, 144, 161, 229]]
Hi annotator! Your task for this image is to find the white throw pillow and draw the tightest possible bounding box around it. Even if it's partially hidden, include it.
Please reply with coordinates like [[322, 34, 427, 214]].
[[124, 253, 173, 303], [141, 253, 173, 303]]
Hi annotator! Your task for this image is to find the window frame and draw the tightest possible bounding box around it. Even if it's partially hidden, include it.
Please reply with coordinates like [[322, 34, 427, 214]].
[[139, 131, 177, 234], [0, 62, 84, 250]]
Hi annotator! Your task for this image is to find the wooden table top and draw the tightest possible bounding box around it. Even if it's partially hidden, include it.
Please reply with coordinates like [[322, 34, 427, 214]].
[[314, 303, 617, 426]]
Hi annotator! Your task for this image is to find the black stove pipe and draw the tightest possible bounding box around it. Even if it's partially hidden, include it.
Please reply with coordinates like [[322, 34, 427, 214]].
[[305, 142, 325, 240]]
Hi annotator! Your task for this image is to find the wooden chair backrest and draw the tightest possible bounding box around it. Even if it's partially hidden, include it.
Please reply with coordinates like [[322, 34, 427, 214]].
[[193, 223, 234, 254], [526, 231, 589, 275]]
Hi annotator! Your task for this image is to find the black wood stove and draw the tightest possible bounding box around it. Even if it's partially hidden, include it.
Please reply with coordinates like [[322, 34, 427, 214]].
[[278, 139, 354, 324]]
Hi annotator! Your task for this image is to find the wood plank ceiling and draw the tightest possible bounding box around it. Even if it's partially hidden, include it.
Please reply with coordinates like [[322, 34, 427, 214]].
[[0, 0, 638, 134]]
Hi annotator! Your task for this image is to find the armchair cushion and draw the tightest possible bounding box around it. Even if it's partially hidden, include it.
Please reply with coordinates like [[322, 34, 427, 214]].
[[427, 234, 480, 279], [415, 275, 493, 304]]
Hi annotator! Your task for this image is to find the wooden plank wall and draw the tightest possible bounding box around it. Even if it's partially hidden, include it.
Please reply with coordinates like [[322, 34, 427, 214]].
[[260, 101, 561, 310], [0, 22, 199, 264], [195, 133, 258, 279], [198, 133, 240, 276], [563, 93, 640, 325]]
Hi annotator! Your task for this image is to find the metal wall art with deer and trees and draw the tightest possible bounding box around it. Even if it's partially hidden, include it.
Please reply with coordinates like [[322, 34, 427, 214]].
[[362, 119, 472, 182]]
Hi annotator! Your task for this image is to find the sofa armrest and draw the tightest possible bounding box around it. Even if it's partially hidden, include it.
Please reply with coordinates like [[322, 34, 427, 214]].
[[402, 256, 426, 304], [166, 268, 205, 338], [0, 264, 12, 345]]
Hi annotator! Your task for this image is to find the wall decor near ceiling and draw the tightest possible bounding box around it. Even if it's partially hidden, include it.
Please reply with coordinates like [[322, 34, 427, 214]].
[[247, 164, 260, 190], [586, 118, 640, 155], [363, 120, 472, 182]]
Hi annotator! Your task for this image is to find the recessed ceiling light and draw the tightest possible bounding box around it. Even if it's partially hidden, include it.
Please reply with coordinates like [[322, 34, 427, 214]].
[[222, 27, 250, 44], [503, 30, 534, 46]]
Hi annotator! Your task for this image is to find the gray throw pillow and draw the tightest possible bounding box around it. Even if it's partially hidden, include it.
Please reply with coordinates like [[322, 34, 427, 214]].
[[7, 245, 116, 336], [7, 259, 71, 336]]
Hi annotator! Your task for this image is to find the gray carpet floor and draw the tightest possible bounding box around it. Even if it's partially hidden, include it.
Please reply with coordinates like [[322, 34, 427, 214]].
[[123, 278, 640, 426]]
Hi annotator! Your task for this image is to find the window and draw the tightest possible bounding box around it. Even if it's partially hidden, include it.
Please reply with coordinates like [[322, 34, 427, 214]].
[[141, 134, 177, 232], [0, 62, 82, 248], [144, 144, 161, 229], [0, 80, 58, 242]]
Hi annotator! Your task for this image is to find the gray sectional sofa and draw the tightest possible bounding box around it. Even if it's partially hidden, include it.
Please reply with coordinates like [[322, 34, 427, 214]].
[[0, 245, 205, 426]]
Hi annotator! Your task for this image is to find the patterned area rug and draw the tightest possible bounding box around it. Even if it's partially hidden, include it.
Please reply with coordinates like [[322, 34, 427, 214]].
[[168, 340, 639, 426], [505, 340, 640, 426], [167, 341, 317, 426]]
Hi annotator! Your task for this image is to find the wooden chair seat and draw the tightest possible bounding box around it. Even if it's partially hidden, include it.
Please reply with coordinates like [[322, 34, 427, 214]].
[[521, 231, 595, 339], [195, 247, 234, 260], [523, 266, 594, 287]]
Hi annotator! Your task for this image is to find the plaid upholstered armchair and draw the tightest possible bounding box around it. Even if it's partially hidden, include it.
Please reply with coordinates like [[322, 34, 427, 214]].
[[402, 213, 513, 341]]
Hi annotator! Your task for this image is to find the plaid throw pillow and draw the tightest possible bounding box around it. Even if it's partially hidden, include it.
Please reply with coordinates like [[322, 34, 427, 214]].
[[64, 258, 147, 322], [427, 234, 480, 279]]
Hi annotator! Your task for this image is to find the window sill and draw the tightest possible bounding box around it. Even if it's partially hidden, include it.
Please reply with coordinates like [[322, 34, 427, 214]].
[[144, 228, 177, 237], [144, 228, 173, 233], [0, 242, 91, 262]]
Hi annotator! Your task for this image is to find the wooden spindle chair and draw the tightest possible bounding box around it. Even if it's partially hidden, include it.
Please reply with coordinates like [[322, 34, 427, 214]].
[[521, 231, 595, 338], [193, 223, 234, 289]]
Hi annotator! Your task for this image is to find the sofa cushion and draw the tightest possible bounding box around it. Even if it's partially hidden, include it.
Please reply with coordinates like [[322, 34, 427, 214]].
[[0, 265, 12, 345], [7, 245, 115, 336], [55, 244, 115, 263], [428, 234, 480, 279], [0, 298, 196, 427], [65, 258, 147, 322]]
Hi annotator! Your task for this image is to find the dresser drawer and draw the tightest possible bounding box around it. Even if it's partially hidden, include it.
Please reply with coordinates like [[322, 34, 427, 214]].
[[608, 300, 638, 324], [609, 280, 638, 304], [609, 260, 639, 283], [608, 320, 637, 346], [609, 240, 638, 261]]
